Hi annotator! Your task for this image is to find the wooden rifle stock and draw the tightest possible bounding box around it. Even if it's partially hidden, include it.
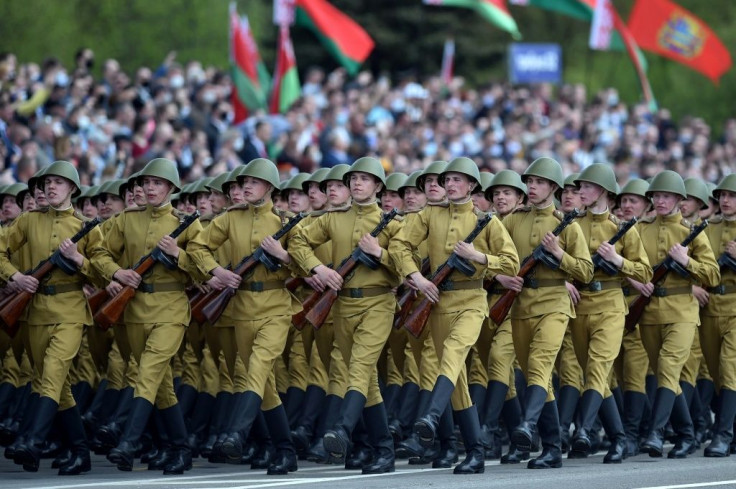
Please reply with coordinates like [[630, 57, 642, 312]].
[[304, 209, 399, 330], [0, 217, 102, 337], [624, 220, 709, 332], [392, 257, 431, 330], [94, 212, 200, 331], [87, 288, 109, 315], [403, 213, 494, 338], [489, 208, 580, 325], [195, 212, 307, 325]]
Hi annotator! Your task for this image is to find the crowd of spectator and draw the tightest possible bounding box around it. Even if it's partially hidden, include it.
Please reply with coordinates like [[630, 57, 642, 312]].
[[1, 48, 735, 189]]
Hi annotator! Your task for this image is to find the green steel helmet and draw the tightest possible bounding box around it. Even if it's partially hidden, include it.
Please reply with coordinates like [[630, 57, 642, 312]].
[[555, 172, 579, 199], [282, 173, 312, 193], [319, 164, 351, 193], [383, 172, 408, 193], [82, 185, 100, 201], [416, 161, 449, 192], [683, 177, 710, 210], [645, 170, 687, 199], [705, 181, 717, 202], [14, 184, 31, 208], [486, 170, 527, 200], [399, 170, 424, 198], [28, 166, 49, 192], [438, 157, 480, 190], [574, 163, 618, 195], [98, 179, 126, 197], [343, 157, 386, 186], [238, 158, 280, 188], [178, 182, 195, 197], [474, 172, 495, 194], [0, 182, 28, 198], [206, 172, 230, 194], [44, 160, 82, 197], [302, 167, 331, 193], [191, 177, 214, 196], [222, 166, 247, 195], [618, 178, 649, 200], [125, 171, 141, 190], [713, 174, 736, 199], [522, 157, 565, 188], [139, 158, 181, 191]]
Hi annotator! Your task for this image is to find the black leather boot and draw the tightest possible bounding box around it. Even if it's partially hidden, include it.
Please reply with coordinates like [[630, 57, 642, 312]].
[[361, 402, 395, 474], [395, 382, 420, 440], [469, 383, 486, 422], [291, 385, 326, 454], [160, 404, 192, 475], [13, 396, 58, 472], [222, 391, 262, 461], [500, 396, 529, 463], [5, 392, 37, 458], [512, 384, 547, 452], [107, 397, 154, 471], [569, 389, 603, 458], [396, 389, 431, 459], [73, 382, 93, 414], [204, 391, 233, 460], [414, 376, 455, 449], [95, 386, 134, 450], [453, 405, 485, 474], [480, 381, 509, 459], [382, 383, 401, 421], [324, 390, 366, 460], [622, 391, 646, 456], [187, 392, 216, 457], [57, 406, 91, 475], [527, 401, 562, 469], [175, 384, 198, 421], [705, 389, 736, 457], [284, 387, 306, 430], [307, 394, 341, 463], [641, 388, 676, 458], [599, 396, 626, 464], [556, 385, 579, 453], [0, 383, 15, 420], [667, 394, 696, 459], [432, 405, 459, 468], [264, 405, 298, 475]]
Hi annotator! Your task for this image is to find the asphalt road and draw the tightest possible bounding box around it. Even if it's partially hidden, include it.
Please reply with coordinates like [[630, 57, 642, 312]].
[[2, 447, 736, 489]]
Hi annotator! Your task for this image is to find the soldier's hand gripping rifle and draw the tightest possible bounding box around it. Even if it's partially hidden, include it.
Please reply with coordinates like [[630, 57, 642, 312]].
[[0, 217, 102, 337], [392, 257, 430, 330], [625, 220, 708, 332], [302, 209, 399, 330], [193, 212, 307, 325], [403, 213, 493, 339], [572, 217, 638, 289], [489, 209, 580, 325], [94, 212, 200, 331], [717, 250, 736, 273]]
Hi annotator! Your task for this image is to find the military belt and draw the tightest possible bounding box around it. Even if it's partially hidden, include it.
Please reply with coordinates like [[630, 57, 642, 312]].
[[622, 287, 631, 297], [523, 278, 565, 289], [37, 282, 84, 296], [488, 287, 508, 296], [708, 285, 736, 295], [439, 279, 483, 292], [237, 281, 285, 292], [576, 280, 622, 292], [338, 287, 392, 298], [652, 286, 692, 297], [139, 282, 186, 293]]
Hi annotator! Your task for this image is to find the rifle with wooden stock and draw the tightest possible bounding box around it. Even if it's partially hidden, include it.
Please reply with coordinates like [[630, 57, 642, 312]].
[[303, 208, 399, 330], [402, 213, 493, 338], [290, 263, 332, 331], [489, 208, 580, 326], [0, 217, 102, 337], [192, 212, 307, 325], [572, 217, 639, 289], [392, 257, 430, 330], [717, 250, 736, 272], [94, 211, 200, 331], [624, 219, 708, 332]]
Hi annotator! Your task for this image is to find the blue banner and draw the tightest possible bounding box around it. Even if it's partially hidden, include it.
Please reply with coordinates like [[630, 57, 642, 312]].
[[508, 43, 562, 84]]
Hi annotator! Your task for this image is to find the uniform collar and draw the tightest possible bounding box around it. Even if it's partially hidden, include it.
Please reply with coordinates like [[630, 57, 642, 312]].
[[252, 200, 274, 215], [532, 203, 556, 216], [48, 206, 75, 218], [149, 202, 173, 218], [590, 208, 610, 221], [352, 201, 380, 214], [657, 211, 682, 224], [449, 199, 474, 213]]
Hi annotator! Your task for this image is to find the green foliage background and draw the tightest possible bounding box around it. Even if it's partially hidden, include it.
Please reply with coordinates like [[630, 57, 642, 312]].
[[1, 0, 734, 131]]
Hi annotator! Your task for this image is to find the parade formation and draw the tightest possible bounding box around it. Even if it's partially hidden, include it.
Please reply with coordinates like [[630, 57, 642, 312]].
[[0, 153, 734, 480]]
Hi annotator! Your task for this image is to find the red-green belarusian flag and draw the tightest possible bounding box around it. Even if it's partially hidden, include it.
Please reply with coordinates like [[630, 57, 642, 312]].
[[424, 0, 521, 39], [270, 25, 301, 114], [229, 3, 270, 123], [295, 0, 375, 76]]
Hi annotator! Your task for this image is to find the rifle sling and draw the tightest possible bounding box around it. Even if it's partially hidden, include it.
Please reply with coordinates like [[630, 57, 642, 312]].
[[139, 282, 186, 293], [338, 287, 392, 298], [37, 282, 85, 295], [237, 280, 285, 292]]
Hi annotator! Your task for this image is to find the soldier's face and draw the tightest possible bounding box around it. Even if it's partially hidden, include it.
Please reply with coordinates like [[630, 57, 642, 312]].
[[718, 190, 736, 218], [679, 196, 701, 218], [44, 176, 75, 208], [134, 184, 146, 206], [241, 176, 272, 204], [559, 185, 581, 211], [34, 187, 48, 207], [423, 175, 445, 203], [326, 180, 350, 207], [196, 192, 212, 215], [228, 182, 245, 204], [124, 188, 136, 208], [99, 193, 125, 218], [380, 190, 403, 212], [1, 195, 21, 221], [82, 198, 97, 218], [651, 192, 681, 216], [402, 187, 426, 212], [492, 186, 523, 216], [349, 172, 380, 204], [142, 176, 173, 207], [526, 177, 557, 207], [307, 182, 327, 211], [471, 193, 492, 212], [578, 182, 606, 208], [209, 190, 228, 214], [288, 189, 310, 213], [443, 173, 475, 202], [619, 194, 649, 221], [22, 193, 36, 212]]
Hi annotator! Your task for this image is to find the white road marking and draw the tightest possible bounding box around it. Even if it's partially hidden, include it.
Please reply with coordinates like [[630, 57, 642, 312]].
[[633, 481, 736, 489]]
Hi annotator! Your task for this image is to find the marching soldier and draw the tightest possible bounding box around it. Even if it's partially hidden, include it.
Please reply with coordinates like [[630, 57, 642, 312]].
[[631, 171, 719, 458]]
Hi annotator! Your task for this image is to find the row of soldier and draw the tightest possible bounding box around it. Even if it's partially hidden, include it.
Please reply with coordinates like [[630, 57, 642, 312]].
[[0, 154, 732, 478]]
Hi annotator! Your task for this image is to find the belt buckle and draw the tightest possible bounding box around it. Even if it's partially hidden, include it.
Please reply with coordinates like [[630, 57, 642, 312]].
[[42, 285, 56, 295], [140, 283, 154, 293], [622, 287, 630, 296], [653, 287, 667, 297], [439, 281, 455, 292], [250, 282, 264, 292], [588, 281, 602, 292], [713, 285, 726, 295], [349, 288, 363, 299], [524, 278, 538, 289]]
